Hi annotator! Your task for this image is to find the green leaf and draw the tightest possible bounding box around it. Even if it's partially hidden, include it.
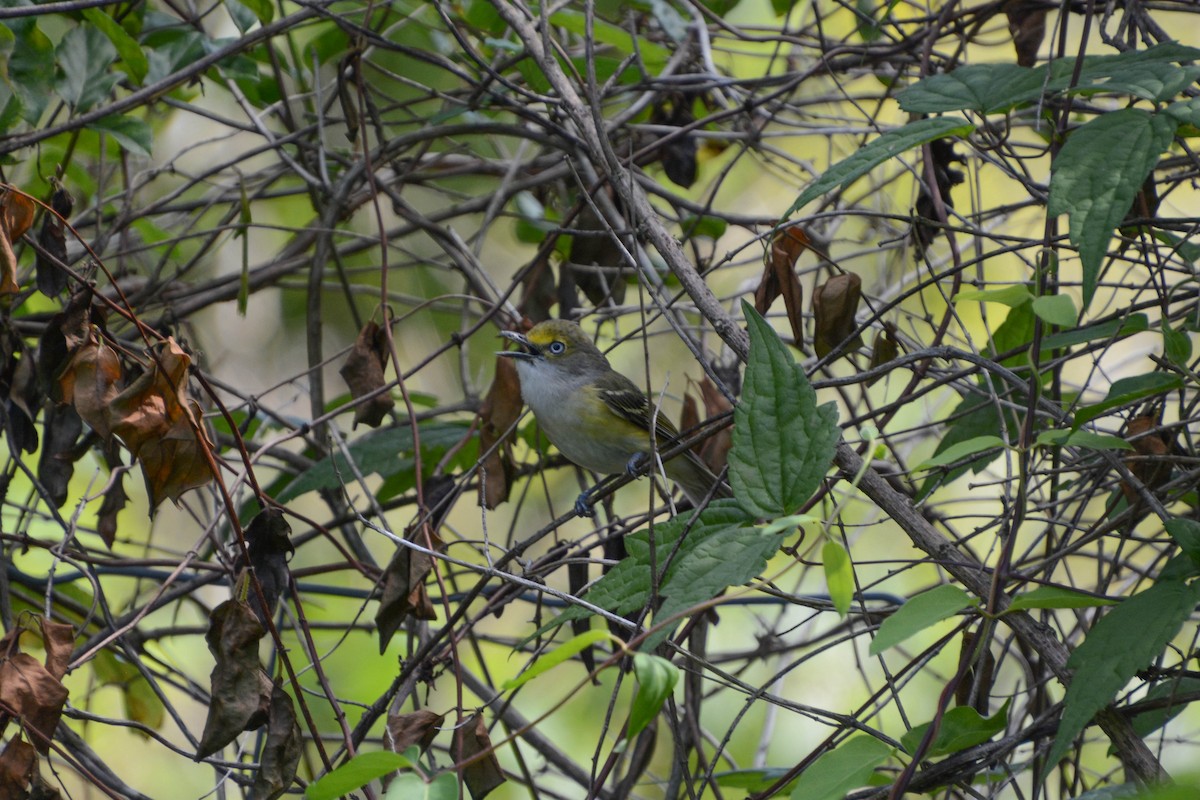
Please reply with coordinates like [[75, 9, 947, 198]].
[[823, 540, 853, 617], [786, 116, 975, 214], [90, 115, 152, 157], [306, 751, 414, 800], [728, 303, 840, 517], [7, 17, 54, 124], [771, 0, 796, 15], [81, 8, 148, 85], [55, 26, 121, 112], [1044, 578, 1200, 775], [503, 629, 611, 691], [869, 584, 977, 655], [1047, 109, 1176, 310], [1073, 372, 1184, 429], [1165, 518, 1200, 563], [1035, 429, 1134, 451], [916, 435, 1005, 471], [897, 64, 1046, 114], [1039, 313, 1148, 351], [1071, 62, 1200, 104], [229, 0, 273, 28], [1163, 320, 1192, 367], [714, 767, 796, 793], [629, 654, 678, 739], [1165, 97, 1200, 129], [1128, 676, 1200, 739], [381, 772, 455, 800], [1006, 585, 1115, 612], [953, 285, 1033, 307], [788, 735, 891, 800], [900, 701, 1008, 757], [1032, 294, 1078, 327]]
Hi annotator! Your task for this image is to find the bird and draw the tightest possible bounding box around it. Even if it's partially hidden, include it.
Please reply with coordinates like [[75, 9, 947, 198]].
[[498, 319, 729, 516]]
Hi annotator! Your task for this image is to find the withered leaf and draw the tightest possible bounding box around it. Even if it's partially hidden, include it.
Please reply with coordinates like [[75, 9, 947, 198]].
[[0, 653, 69, 754], [6, 347, 40, 454], [36, 403, 83, 508], [96, 445, 128, 548], [36, 182, 73, 298], [0, 737, 37, 797], [566, 201, 627, 309], [695, 377, 733, 475], [478, 357, 522, 509], [867, 324, 900, 386], [339, 321, 394, 429], [911, 139, 965, 256], [387, 709, 444, 753], [243, 508, 294, 626], [453, 712, 505, 800], [248, 684, 302, 800], [37, 620, 73, 683], [651, 95, 698, 189], [58, 328, 122, 438], [196, 600, 272, 760], [0, 187, 35, 297], [108, 339, 214, 508], [757, 223, 809, 346], [1003, 0, 1047, 67], [521, 255, 558, 323], [955, 631, 996, 715], [38, 289, 94, 401], [375, 546, 436, 654], [812, 272, 864, 359]]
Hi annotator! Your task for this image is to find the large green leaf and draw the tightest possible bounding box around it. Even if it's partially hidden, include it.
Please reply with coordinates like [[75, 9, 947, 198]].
[[788, 735, 891, 800], [1044, 578, 1200, 775], [1047, 109, 1176, 310], [306, 751, 414, 800], [91, 114, 152, 157], [82, 8, 148, 85], [1072, 372, 1184, 429], [728, 303, 840, 517], [6, 17, 54, 124], [897, 64, 1046, 114], [786, 116, 975, 214], [55, 25, 121, 112], [869, 584, 977, 655]]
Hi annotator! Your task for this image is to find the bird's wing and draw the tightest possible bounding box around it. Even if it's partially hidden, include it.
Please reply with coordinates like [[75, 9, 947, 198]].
[[597, 381, 683, 445]]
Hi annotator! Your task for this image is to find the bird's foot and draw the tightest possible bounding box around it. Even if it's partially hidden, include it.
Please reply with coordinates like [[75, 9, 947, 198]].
[[574, 488, 596, 518], [625, 452, 648, 477]]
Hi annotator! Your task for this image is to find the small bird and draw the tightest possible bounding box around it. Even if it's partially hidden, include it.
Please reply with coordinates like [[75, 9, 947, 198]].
[[498, 319, 729, 516]]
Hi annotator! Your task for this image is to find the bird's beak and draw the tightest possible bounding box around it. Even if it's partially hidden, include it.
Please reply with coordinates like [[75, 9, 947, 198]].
[[498, 330, 538, 360]]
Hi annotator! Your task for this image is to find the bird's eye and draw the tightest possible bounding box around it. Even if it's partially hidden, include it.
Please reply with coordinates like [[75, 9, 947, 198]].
[[548, 341, 566, 355]]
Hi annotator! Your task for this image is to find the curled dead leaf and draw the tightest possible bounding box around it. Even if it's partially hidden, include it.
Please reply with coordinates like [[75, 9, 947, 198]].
[[0, 737, 37, 797], [0, 187, 35, 297], [478, 357, 522, 509], [813, 272, 864, 359], [387, 709, 444, 753], [248, 684, 302, 800], [242, 508, 294, 625], [1003, 0, 1047, 67], [339, 321, 395, 429], [196, 600, 272, 760], [36, 181, 74, 297], [1121, 415, 1173, 505], [58, 327, 122, 438], [867, 324, 900, 386], [756, 223, 809, 346], [453, 712, 506, 800], [0, 653, 69, 754], [375, 545, 436, 654]]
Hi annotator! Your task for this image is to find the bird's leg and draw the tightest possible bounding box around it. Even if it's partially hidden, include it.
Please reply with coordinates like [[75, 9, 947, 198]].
[[574, 487, 596, 518], [625, 452, 648, 477]]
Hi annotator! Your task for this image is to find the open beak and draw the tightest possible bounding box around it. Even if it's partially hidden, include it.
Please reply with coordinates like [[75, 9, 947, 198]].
[[498, 330, 538, 360]]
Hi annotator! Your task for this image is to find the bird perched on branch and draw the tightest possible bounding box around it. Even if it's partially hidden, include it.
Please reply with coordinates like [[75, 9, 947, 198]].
[[499, 319, 729, 516]]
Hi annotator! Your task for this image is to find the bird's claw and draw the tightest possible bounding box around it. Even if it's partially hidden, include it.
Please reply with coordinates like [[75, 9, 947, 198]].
[[574, 489, 596, 518], [625, 452, 648, 477]]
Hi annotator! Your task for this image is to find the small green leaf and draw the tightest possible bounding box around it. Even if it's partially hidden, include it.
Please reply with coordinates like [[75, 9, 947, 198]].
[[823, 540, 853, 617], [1047, 109, 1176, 310], [1128, 676, 1200, 739], [6, 18, 53, 124], [953, 285, 1033, 307], [55, 26, 121, 112], [1032, 294, 1078, 326], [1044, 578, 1200, 776], [786, 116, 975, 214], [916, 435, 1005, 471], [788, 735, 891, 800], [1039, 313, 1148, 351], [234, 0, 274, 26], [1073, 372, 1184, 429], [382, 771, 459, 800], [81, 8, 148, 85], [729, 303, 840, 517], [1006, 585, 1115, 612], [628, 654, 678, 739], [870, 584, 977, 655], [503, 629, 611, 691], [900, 702, 1008, 757], [306, 751, 414, 800], [1163, 320, 1192, 367], [90, 114, 153, 157], [1035, 429, 1133, 451], [714, 767, 796, 793], [1165, 518, 1200, 563]]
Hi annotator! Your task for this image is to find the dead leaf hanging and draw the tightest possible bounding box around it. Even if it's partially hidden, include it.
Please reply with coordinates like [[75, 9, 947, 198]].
[[756, 223, 810, 346], [375, 545, 436, 654], [196, 600, 272, 760], [339, 321, 394, 429], [241, 508, 294, 625], [453, 712, 506, 800], [387, 709, 444, 754], [58, 326, 122, 438], [36, 181, 73, 297], [478, 356, 521, 509], [107, 338, 214, 508], [812, 272, 864, 359], [247, 683, 302, 800], [0, 187, 35, 298]]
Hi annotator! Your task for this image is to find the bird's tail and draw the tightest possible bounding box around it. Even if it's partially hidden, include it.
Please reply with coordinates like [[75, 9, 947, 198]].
[[664, 451, 731, 506]]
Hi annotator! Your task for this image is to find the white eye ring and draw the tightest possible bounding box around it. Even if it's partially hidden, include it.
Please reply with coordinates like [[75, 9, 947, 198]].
[[548, 341, 566, 355]]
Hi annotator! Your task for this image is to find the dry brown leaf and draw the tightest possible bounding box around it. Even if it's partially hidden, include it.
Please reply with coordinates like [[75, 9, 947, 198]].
[[756, 223, 809, 346], [96, 445, 128, 548], [248, 684, 302, 800], [38, 289, 95, 403], [196, 600, 272, 760], [242, 508, 294, 625], [108, 339, 213, 508], [58, 328, 122, 438], [695, 377, 733, 474], [453, 712, 506, 800], [566, 200, 627, 309], [954, 631, 996, 715], [339, 321, 394, 429], [812, 273, 864, 359], [867, 324, 900, 386], [37, 620, 73, 684], [0, 653, 69, 754], [36, 181, 73, 297], [1121, 415, 1172, 505], [478, 356, 522, 509], [0, 188, 35, 297], [0, 737, 37, 797], [375, 546, 436, 654], [387, 709, 444, 753], [36, 404, 83, 508]]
